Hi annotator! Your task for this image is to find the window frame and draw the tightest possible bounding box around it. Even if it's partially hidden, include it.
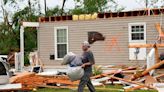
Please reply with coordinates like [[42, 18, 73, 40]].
[[128, 22, 146, 43], [54, 26, 68, 60]]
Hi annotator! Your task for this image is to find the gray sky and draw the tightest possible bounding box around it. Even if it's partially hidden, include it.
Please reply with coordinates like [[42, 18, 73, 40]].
[[39, 0, 145, 11], [0, 0, 163, 22]]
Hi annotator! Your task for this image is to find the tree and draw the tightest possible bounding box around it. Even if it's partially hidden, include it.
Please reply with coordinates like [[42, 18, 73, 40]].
[[73, 0, 108, 14], [46, 6, 62, 16], [69, 0, 124, 14], [136, 0, 164, 8], [0, 0, 39, 55]]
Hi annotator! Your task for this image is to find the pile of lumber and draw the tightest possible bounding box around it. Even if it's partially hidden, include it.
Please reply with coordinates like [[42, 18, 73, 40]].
[[90, 62, 164, 92], [9, 63, 163, 91], [10, 72, 79, 90]]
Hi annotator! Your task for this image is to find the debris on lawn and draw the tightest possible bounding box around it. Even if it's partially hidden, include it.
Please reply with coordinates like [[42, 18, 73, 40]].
[[3, 23, 164, 92], [9, 61, 163, 92], [8, 42, 164, 92]]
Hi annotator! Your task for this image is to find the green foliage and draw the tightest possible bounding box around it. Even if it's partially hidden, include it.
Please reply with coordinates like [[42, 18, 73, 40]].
[[92, 65, 102, 76], [0, 22, 20, 54], [69, 7, 85, 15], [24, 52, 30, 66], [24, 28, 37, 52], [0, 0, 39, 66], [83, 0, 108, 13], [35, 85, 157, 92], [46, 6, 62, 16], [69, 0, 125, 15], [72, 0, 108, 14]]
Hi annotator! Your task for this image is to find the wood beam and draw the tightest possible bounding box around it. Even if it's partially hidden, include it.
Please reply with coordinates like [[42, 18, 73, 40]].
[[132, 60, 164, 80], [155, 23, 164, 37], [154, 45, 160, 63], [22, 22, 39, 27], [128, 44, 164, 48], [111, 76, 155, 89], [154, 74, 164, 79], [142, 60, 164, 75], [124, 85, 145, 92]]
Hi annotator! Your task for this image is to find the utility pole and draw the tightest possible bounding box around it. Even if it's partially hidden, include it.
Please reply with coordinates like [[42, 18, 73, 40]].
[[145, 0, 148, 8], [61, 0, 66, 16], [44, 0, 47, 16]]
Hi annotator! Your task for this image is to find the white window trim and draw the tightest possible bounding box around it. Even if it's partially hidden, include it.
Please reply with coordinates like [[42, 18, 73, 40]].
[[54, 26, 69, 60], [128, 22, 146, 43]]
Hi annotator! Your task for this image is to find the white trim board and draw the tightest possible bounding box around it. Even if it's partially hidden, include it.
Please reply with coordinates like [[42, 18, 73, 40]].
[[0, 83, 22, 90]]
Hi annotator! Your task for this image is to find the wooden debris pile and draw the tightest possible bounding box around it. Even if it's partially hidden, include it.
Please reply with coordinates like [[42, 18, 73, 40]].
[[10, 72, 79, 90]]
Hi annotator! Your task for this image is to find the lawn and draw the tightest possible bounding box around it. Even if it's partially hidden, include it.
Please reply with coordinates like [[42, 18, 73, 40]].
[[34, 85, 157, 92]]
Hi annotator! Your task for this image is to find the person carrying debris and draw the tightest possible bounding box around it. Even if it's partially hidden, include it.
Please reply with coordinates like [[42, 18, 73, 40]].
[[78, 41, 95, 92]]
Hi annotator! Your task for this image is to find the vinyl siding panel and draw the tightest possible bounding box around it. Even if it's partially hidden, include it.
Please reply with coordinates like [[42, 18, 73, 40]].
[[38, 15, 164, 66]]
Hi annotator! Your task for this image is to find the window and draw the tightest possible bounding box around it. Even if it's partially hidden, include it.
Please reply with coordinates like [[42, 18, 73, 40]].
[[55, 27, 68, 60], [129, 23, 146, 42]]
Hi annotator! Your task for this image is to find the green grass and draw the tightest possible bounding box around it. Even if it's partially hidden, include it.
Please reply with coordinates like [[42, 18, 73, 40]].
[[34, 85, 157, 92]]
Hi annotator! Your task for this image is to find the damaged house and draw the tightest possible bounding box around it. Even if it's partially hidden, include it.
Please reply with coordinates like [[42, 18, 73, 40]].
[[37, 8, 164, 67]]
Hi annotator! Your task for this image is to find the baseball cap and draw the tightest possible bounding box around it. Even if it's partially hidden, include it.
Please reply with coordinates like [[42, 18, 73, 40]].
[[82, 41, 90, 48]]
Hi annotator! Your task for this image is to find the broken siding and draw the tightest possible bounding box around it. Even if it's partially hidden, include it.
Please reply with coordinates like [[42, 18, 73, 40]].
[[38, 15, 164, 66]]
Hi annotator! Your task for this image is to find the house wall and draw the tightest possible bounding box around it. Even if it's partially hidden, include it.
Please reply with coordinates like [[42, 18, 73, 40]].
[[38, 15, 164, 67]]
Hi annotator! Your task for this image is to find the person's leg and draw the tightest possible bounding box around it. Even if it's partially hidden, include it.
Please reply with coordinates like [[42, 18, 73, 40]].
[[78, 74, 89, 92], [78, 80, 86, 92], [87, 78, 95, 92]]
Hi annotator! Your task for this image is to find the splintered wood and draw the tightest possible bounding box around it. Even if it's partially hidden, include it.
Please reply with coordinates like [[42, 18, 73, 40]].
[[132, 60, 164, 80], [11, 73, 79, 90]]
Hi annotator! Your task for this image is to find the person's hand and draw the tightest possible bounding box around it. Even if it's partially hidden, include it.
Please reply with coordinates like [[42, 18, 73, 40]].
[[81, 64, 85, 68]]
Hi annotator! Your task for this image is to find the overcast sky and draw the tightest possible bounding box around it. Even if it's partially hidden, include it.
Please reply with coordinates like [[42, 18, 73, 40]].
[[0, 0, 163, 21], [39, 0, 146, 11]]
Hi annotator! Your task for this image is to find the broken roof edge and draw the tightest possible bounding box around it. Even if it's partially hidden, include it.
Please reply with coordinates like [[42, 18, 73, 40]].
[[39, 8, 164, 22]]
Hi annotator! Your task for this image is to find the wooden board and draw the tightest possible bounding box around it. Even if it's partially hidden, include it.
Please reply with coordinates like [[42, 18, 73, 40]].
[[128, 44, 164, 48], [0, 83, 22, 90], [111, 76, 155, 89], [132, 60, 164, 80], [145, 75, 158, 86], [10, 72, 34, 83]]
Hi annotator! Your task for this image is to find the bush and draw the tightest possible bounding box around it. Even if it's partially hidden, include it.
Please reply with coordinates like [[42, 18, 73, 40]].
[[92, 65, 102, 76], [24, 53, 30, 66]]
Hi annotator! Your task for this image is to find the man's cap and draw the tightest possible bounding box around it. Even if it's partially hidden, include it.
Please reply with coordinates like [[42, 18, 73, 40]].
[[82, 41, 90, 48]]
